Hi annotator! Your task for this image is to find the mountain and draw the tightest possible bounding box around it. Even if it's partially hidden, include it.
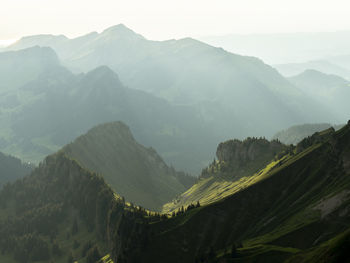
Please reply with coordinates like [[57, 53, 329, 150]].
[[132, 121, 350, 262], [163, 137, 287, 213], [0, 152, 32, 188], [0, 46, 60, 94], [0, 47, 217, 173], [275, 60, 350, 80], [2, 121, 350, 262], [0, 152, 146, 263], [0, 121, 193, 262], [272, 123, 345, 145], [5, 25, 340, 137], [199, 31, 350, 65], [62, 121, 195, 211], [288, 70, 350, 120]]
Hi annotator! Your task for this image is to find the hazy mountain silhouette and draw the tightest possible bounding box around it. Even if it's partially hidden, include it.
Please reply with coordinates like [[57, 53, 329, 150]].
[[5, 25, 340, 137], [272, 122, 345, 145], [0, 50, 216, 173], [289, 70, 350, 120], [275, 60, 350, 80]]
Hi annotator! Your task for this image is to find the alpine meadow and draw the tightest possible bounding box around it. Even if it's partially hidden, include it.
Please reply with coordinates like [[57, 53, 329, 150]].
[[1, 1, 350, 262]]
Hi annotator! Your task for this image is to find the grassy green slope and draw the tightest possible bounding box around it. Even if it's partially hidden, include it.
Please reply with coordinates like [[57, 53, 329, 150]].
[[138, 122, 350, 262], [62, 121, 195, 211], [163, 138, 287, 213]]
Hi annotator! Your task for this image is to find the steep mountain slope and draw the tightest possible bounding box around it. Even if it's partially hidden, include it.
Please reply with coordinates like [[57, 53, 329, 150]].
[[133, 121, 350, 263], [163, 137, 287, 213], [5, 25, 339, 136], [0, 48, 215, 173], [62, 121, 195, 211], [272, 123, 345, 145], [0, 152, 149, 263], [0, 152, 32, 188], [289, 70, 350, 120]]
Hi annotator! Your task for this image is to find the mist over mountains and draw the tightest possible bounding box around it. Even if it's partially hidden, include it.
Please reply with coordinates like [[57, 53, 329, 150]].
[[1, 22, 350, 263], [0, 25, 347, 175], [199, 31, 350, 65]]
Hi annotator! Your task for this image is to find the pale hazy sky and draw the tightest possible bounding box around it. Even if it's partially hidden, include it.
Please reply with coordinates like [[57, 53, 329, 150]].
[[1, 0, 350, 44]]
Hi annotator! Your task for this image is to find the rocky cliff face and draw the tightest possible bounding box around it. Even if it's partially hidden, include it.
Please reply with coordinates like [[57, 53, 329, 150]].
[[199, 137, 287, 180], [216, 137, 284, 164]]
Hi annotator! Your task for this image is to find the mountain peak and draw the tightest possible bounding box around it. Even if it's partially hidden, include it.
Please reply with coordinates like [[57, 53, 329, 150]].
[[85, 121, 134, 142], [62, 121, 191, 210], [83, 65, 123, 86], [87, 65, 116, 76], [100, 24, 145, 39]]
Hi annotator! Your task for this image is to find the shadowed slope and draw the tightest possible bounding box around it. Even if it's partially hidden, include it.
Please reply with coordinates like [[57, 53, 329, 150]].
[[136, 122, 350, 262]]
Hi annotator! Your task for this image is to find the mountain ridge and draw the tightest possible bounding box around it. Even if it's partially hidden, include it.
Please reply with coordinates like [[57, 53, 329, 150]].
[[4, 25, 340, 136], [61, 121, 196, 211], [0, 48, 216, 173], [1, 122, 350, 262]]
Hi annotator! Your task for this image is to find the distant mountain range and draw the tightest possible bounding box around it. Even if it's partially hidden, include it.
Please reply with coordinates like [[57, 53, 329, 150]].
[[272, 122, 345, 145], [288, 70, 350, 121], [0, 46, 217, 173], [1, 25, 347, 174], [5, 25, 341, 125], [275, 60, 350, 80]]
